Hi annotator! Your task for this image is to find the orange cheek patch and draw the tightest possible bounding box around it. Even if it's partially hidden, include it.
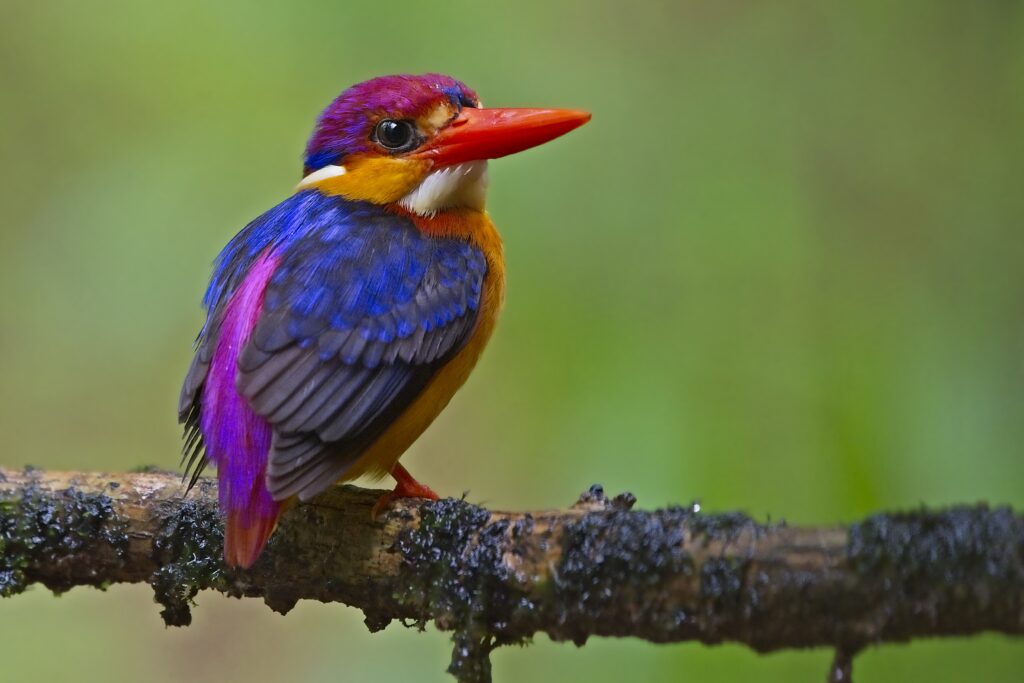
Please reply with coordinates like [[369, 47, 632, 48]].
[[312, 156, 431, 204]]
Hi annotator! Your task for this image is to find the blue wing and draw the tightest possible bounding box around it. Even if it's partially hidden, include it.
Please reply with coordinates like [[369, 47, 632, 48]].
[[179, 191, 339, 487], [235, 197, 487, 501]]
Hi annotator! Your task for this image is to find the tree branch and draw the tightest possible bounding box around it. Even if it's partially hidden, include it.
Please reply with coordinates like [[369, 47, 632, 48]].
[[1, 467, 1021, 682]]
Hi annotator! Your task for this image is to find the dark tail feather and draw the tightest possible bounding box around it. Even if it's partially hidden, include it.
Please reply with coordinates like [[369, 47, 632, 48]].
[[224, 507, 280, 569]]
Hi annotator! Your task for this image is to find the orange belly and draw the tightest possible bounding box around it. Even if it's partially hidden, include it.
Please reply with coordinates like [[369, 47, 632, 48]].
[[338, 208, 506, 482]]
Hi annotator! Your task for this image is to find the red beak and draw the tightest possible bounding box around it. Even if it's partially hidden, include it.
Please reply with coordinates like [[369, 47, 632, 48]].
[[412, 107, 591, 167]]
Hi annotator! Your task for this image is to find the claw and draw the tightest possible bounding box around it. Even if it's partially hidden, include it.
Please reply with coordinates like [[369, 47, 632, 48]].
[[371, 463, 440, 519]]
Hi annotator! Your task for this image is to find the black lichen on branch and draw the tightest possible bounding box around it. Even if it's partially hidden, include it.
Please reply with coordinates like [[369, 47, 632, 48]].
[[0, 476, 127, 596], [555, 498, 697, 645], [150, 496, 228, 626], [846, 505, 1024, 640], [395, 497, 541, 682]]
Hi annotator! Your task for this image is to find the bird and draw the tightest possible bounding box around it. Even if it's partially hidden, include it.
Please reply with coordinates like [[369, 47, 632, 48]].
[[178, 73, 590, 568]]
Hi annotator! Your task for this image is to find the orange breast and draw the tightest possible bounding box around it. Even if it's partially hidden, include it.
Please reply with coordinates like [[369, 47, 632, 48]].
[[339, 209, 506, 482]]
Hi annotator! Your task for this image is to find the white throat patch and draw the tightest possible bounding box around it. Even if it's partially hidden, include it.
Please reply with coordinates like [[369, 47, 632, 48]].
[[399, 161, 489, 216]]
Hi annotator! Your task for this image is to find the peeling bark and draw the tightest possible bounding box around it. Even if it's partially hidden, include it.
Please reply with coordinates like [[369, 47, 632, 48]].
[[1, 468, 1022, 683]]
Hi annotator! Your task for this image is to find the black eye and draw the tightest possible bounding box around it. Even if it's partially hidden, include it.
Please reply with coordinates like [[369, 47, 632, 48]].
[[374, 119, 416, 151]]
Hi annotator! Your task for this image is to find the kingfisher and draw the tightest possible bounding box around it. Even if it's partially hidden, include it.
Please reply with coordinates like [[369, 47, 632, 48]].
[[179, 73, 589, 568]]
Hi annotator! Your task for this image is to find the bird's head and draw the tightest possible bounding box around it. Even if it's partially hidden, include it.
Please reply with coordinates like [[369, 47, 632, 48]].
[[299, 74, 590, 215]]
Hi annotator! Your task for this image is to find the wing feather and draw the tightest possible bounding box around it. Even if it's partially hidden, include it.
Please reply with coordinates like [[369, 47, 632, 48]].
[[237, 202, 487, 501], [178, 192, 346, 487], [179, 194, 487, 501]]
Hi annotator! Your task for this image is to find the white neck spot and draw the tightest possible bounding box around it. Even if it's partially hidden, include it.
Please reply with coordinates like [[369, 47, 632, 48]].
[[399, 161, 489, 216], [296, 164, 346, 190]]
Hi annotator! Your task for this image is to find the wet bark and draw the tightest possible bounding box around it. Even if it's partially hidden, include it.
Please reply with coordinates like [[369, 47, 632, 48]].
[[1, 467, 1021, 683]]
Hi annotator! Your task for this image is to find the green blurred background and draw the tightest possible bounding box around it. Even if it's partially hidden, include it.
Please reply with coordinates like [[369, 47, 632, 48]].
[[2, 1, 1022, 680]]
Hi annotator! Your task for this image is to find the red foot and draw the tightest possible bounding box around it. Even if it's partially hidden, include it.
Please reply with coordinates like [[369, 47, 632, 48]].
[[371, 463, 440, 519]]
